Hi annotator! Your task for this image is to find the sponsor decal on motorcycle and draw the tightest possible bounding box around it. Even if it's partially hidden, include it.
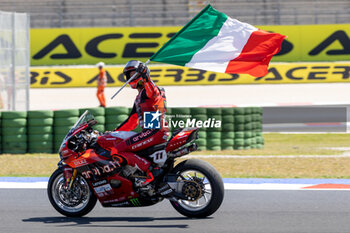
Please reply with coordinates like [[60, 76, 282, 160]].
[[94, 184, 113, 194], [111, 201, 130, 207], [160, 189, 173, 196], [61, 149, 70, 157], [103, 198, 120, 204], [131, 130, 153, 142], [150, 150, 167, 166], [130, 198, 141, 207], [92, 180, 107, 187], [73, 158, 88, 167], [158, 184, 173, 196], [81, 171, 93, 179], [131, 138, 153, 150], [81, 160, 121, 179], [133, 154, 149, 165], [102, 195, 128, 204], [170, 140, 187, 148]]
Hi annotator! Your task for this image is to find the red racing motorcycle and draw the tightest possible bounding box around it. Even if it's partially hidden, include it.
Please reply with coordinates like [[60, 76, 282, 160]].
[[48, 110, 224, 218]]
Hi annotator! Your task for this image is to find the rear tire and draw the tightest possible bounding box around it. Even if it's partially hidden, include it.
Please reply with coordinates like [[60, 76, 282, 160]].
[[47, 168, 97, 217], [169, 159, 224, 218]]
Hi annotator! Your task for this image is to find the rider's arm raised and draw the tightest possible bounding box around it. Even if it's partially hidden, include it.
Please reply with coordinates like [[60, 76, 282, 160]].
[[137, 63, 160, 98]]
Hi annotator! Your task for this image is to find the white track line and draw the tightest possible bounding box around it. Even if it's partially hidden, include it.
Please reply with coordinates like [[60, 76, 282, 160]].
[[188, 154, 350, 158], [1, 182, 350, 191], [0, 182, 47, 189]]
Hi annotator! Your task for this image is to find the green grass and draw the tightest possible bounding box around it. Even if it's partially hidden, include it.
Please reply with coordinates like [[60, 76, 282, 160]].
[[0, 154, 57, 177], [1, 133, 350, 178], [193, 133, 350, 155], [193, 157, 350, 179]]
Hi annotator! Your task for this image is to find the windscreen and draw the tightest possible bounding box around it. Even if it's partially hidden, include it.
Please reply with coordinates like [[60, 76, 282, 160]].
[[65, 110, 95, 140]]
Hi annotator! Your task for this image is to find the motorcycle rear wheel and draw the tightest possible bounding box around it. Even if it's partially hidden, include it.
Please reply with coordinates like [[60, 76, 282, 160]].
[[169, 159, 224, 218], [47, 168, 97, 217]]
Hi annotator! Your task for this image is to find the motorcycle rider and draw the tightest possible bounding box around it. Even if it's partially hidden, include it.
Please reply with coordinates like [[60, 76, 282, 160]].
[[111, 60, 168, 186]]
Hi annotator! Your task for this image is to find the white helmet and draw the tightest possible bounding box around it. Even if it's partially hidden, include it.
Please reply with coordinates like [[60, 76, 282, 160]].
[[96, 62, 105, 68]]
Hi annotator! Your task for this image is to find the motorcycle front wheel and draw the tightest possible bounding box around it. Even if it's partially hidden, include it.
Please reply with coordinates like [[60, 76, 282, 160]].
[[170, 159, 224, 218], [47, 168, 97, 217]]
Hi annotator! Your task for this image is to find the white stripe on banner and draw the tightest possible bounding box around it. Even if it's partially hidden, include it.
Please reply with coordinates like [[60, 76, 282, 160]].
[[185, 17, 257, 73]]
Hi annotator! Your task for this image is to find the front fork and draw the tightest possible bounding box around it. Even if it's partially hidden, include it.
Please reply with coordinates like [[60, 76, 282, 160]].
[[63, 165, 77, 189]]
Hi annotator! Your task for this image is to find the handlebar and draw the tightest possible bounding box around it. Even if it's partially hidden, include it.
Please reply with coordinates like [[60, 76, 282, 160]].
[[66, 120, 98, 153]]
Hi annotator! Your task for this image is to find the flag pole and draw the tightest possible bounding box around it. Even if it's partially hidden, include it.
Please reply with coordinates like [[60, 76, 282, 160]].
[[111, 59, 150, 99]]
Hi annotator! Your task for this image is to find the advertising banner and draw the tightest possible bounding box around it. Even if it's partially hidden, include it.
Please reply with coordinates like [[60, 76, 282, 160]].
[[30, 24, 350, 66], [30, 63, 350, 88]]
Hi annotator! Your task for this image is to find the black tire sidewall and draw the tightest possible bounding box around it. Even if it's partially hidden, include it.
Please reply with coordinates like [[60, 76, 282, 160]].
[[47, 168, 97, 217], [170, 159, 224, 218]]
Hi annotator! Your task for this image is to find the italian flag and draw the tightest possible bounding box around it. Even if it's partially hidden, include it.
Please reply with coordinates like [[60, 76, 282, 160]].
[[150, 5, 286, 77]]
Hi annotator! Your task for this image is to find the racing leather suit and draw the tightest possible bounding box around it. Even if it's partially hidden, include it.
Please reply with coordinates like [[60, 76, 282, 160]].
[[112, 69, 168, 181]]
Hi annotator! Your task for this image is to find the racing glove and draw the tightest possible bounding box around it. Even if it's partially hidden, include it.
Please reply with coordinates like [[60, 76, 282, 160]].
[[136, 63, 150, 81]]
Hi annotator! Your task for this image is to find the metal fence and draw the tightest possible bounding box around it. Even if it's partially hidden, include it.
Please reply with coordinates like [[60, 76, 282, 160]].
[[0, 11, 30, 111], [0, 0, 348, 28]]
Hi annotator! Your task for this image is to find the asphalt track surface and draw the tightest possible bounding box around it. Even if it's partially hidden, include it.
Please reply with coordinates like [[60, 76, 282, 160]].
[[262, 105, 349, 132], [3, 189, 350, 233]]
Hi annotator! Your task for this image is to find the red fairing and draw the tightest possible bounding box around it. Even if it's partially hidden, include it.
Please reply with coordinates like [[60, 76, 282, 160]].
[[91, 175, 139, 204], [60, 146, 79, 160], [64, 149, 143, 204], [111, 150, 150, 172], [166, 129, 196, 152], [96, 133, 124, 150], [64, 149, 106, 168], [113, 130, 168, 153]]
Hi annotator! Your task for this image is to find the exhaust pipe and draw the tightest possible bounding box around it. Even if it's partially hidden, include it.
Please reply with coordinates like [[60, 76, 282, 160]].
[[169, 143, 198, 158]]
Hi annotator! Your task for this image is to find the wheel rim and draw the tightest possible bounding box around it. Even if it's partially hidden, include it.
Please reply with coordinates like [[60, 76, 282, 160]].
[[51, 173, 91, 213], [176, 169, 212, 212]]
